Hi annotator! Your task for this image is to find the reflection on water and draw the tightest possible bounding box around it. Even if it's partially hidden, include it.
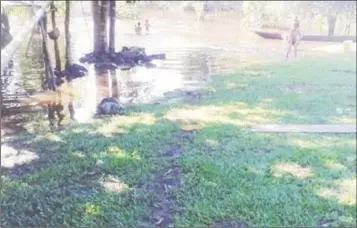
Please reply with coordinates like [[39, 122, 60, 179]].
[[1, 23, 46, 135], [1, 16, 340, 133]]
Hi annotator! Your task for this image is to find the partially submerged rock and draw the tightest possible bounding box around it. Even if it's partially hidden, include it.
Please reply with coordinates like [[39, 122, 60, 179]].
[[54, 63, 88, 81], [95, 97, 124, 117], [79, 46, 166, 71]]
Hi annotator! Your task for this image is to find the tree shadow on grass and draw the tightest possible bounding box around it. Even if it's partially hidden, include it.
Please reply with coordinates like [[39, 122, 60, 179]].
[[1, 54, 356, 226], [0, 118, 182, 227], [172, 122, 356, 227], [1, 118, 355, 227]]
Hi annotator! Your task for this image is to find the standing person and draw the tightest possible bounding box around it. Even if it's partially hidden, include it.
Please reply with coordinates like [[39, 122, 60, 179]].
[[286, 16, 301, 59], [145, 20, 150, 32], [134, 22, 142, 35]]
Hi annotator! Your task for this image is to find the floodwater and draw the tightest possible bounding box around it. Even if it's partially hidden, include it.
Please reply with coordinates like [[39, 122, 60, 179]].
[[0, 14, 344, 135]]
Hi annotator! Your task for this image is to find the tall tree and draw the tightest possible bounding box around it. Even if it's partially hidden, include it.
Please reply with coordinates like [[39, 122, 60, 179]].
[[109, 0, 116, 53], [65, 0, 73, 67], [50, 1, 61, 71], [92, 0, 109, 54], [64, 0, 75, 119]]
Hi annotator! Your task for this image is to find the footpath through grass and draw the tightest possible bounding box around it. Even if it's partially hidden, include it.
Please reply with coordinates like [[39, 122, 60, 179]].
[[1, 53, 356, 227]]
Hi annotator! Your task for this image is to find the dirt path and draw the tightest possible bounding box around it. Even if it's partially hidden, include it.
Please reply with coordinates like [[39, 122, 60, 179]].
[[140, 130, 195, 226], [251, 124, 356, 133]]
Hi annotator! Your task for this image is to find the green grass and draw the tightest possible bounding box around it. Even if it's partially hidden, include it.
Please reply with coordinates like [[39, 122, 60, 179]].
[[1, 53, 356, 227]]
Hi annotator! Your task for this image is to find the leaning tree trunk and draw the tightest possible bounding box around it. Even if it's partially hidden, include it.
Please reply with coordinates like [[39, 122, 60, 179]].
[[50, 1, 61, 70], [38, 13, 56, 126], [327, 14, 337, 36]]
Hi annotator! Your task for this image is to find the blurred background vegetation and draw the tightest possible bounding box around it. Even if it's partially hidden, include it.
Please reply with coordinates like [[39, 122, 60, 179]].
[[5, 1, 356, 35]]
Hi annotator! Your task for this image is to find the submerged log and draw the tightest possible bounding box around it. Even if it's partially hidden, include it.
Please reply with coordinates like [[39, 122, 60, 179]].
[[54, 63, 88, 82], [254, 30, 357, 43]]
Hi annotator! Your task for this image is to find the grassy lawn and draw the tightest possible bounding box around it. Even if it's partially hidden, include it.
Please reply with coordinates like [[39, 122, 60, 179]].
[[1, 53, 356, 227]]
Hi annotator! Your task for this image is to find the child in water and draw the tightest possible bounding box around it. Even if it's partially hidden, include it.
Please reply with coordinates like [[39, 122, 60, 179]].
[[134, 22, 142, 35], [145, 20, 150, 32]]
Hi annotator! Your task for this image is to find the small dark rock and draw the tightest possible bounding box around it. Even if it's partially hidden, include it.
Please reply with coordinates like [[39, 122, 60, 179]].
[[58, 63, 88, 80], [96, 97, 124, 116]]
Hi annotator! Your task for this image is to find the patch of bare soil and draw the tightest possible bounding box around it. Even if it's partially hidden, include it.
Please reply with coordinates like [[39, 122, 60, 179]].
[[162, 89, 202, 105], [214, 220, 248, 227], [141, 130, 195, 227], [331, 69, 356, 75], [281, 82, 322, 94]]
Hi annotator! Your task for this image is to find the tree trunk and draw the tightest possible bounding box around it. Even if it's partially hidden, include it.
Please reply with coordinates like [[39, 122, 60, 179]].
[[344, 10, 353, 35], [95, 68, 110, 104], [109, 0, 116, 53], [39, 13, 56, 125], [39, 14, 54, 90], [50, 2, 61, 70], [92, 1, 100, 53], [99, 0, 109, 54], [195, 1, 205, 21], [65, 0, 73, 67], [64, 0, 75, 120], [327, 14, 337, 36], [92, 0, 109, 54], [108, 1, 118, 98]]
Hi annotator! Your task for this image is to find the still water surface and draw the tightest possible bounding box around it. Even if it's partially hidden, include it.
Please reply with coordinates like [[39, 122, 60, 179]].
[[0, 16, 333, 134]]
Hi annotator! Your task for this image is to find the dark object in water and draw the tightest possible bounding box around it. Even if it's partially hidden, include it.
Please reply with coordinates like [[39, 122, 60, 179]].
[[144, 62, 156, 68], [46, 76, 65, 90], [96, 97, 124, 116], [55, 63, 88, 81], [254, 30, 356, 42], [94, 61, 117, 70], [48, 27, 60, 40], [55, 77, 65, 87], [148, 54, 166, 60], [79, 46, 166, 71]]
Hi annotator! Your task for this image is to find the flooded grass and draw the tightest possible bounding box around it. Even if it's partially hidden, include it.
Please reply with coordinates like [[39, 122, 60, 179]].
[[1, 53, 356, 227]]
